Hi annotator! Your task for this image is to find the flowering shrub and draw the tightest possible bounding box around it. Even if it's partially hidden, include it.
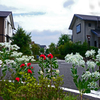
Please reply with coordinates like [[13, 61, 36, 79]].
[[0, 42, 35, 80], [65, 49, 100, 99], [38, 54, 59, 80]]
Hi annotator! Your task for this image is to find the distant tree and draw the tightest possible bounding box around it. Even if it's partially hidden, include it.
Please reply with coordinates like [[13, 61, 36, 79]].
[[11, 26, 32, 55], [40, 48, 44, 54], [31, 44, 40, 55], [57, 34, 70, 47]]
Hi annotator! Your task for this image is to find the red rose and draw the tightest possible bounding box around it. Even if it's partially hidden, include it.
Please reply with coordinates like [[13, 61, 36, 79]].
[[47, 54, 53, 59], [40, 54, 46, 60], [27, 63, 31, 67], [31, 66, 33, 69], [15, 77, 20, 82], [28, 69, 32, 74], [20, 63, 25, 68]]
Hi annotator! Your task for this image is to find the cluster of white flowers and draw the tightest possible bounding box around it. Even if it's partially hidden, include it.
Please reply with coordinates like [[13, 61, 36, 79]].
[[4, 59, 16, 65], [96, 49, 100, 61], [87, 81, 98, 89], [65, 53, 85, 67], [0, 51, 3, 53], [11, 51, 23, 57], [86, 61, 96, 69], [82, 71, 91, 79], [91, 71, 100, 78], [0, 42, 10, 48], [10, 44, 20, 50], [16, 55, 35, 63], [85, 49, 95, 57]]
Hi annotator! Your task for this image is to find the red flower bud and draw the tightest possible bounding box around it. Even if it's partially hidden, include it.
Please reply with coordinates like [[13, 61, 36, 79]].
[[27, 63, 31, 67], [28, 69, 32, 74], [40, 54, 46, 60], [15, 77, 20, 82], [20, 64, 25, 68], [47, 54, 53, 59], [31, 66, 33, 69]]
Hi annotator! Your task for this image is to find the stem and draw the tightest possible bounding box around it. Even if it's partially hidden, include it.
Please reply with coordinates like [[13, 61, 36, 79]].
[[50, 59, 52, 86], [80, 90, 83, 100]]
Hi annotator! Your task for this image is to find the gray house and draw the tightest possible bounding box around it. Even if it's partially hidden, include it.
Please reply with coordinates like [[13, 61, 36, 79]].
[[69, 14, 100, 48]]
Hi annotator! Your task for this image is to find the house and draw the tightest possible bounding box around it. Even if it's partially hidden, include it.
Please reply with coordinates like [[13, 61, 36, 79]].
[[0, 11, 15, 43], [69, 14, 100, 48]]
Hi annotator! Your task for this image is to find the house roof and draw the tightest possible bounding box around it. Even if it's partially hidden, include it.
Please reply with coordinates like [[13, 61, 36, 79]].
[[0, 11, 15, 29], [0, 11, 12, 17], [69, 14, 100, 29], [91, 29, 100, 37]]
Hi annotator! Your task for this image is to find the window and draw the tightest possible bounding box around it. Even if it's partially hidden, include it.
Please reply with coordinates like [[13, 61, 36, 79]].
[[88, 23, 91, 27], [76, 24, 81, 33], [94, 41, 97, 47]]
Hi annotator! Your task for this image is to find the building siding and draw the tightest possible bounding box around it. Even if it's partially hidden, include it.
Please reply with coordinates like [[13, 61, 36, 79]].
[[0, 18, 4, 42]]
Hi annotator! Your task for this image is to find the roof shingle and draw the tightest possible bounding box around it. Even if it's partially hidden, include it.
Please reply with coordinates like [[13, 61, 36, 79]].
[[0, 11, 12, 18]]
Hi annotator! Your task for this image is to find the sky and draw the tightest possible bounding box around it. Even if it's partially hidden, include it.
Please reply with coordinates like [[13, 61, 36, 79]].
[[0, 0, 100, 47]]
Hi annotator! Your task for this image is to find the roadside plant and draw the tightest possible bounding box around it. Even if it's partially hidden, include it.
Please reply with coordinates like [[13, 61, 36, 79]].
[[65, 50, 100, 100], [38, 54, 59, 80], [0, 42, 35, 80]]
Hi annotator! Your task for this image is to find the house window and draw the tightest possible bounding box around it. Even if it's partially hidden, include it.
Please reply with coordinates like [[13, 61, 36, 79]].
[[94, 41, 97, 47], [76, 24, 81, 34], [88, 23, 91, 27]]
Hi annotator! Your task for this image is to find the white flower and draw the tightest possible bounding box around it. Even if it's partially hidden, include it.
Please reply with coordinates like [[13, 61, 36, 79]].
[[48, 69, 50, 72], [87, 81, 98, 89], [98, 49, 100, 54], [40, 70, 43, 75], [85, 50, 95, 57], [56, 70, 60, 74], [65, 53, 85, 67], [86, 61, 96, 69], [0, 51, 3, 53], [0, 60, 2, 64], [10, 44, 20, 50], [11, 51, 23, 57], [91, 71, 100, 78], [82, 71, 91, 79], [4, 59, 16, 65]]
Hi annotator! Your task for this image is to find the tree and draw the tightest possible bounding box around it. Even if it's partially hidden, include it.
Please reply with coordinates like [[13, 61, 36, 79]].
[[31, 44, 40, 55], [40, 48, 44, 54], [57, 34, 70, 47], [11, 26, 32, 55]]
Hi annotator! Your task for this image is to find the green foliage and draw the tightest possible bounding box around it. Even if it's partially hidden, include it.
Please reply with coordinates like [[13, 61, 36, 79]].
[[31, 44, 40, 55], [40, 48, 44, 54], [58, 41, 98, 59], [48, 42, 59, 57], [11, 26, 32, 55], [57, 34, 70, 47], [0, 72, 65, 100]]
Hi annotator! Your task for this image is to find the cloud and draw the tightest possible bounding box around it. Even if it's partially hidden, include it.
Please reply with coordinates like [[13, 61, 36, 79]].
[[31, 30, 61, 47], [63, 0, 74, 8], [0, 4, 17, 11]]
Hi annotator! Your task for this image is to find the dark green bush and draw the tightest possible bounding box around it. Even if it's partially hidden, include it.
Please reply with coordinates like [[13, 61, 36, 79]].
[[58, 41, 98, 59]]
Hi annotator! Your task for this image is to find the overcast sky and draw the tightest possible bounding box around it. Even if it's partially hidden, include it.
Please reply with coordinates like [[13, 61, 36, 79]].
[[0, 0, 100, 47]]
